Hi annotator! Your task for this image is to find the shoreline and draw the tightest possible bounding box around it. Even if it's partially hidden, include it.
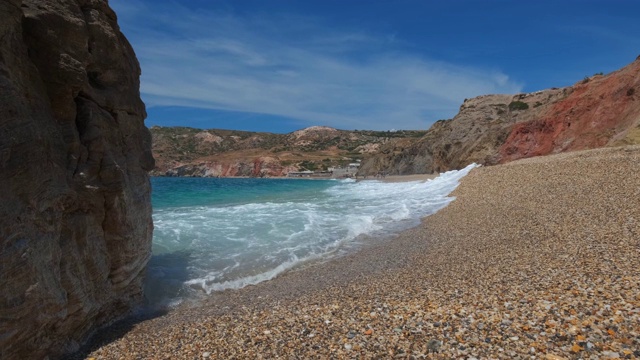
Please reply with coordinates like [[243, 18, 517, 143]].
[[82, 146, 640, 359], [151, 173, 438, 182]]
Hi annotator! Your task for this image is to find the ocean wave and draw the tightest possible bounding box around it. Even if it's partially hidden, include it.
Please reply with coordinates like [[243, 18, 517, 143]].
[[147, 163, 477, 304]]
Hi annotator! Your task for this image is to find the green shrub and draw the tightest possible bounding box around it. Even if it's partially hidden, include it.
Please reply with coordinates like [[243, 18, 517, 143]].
[[508, 101, 529, 111]]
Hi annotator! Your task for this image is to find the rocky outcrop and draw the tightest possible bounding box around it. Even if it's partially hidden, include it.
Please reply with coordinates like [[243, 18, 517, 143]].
[[359, 57, 640, 175], [500, 60, 640, 161], [0, 1, 153, 359], [164, 156, 298, 177], [151, 126, 426, 177]]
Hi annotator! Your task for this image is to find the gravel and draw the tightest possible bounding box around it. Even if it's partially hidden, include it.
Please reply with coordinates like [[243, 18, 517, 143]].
[[83, 146, 640, 359]]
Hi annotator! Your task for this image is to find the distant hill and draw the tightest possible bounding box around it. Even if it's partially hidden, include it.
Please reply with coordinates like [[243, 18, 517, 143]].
[[152, 57, 640, 178], [150, 126, 427, 177]]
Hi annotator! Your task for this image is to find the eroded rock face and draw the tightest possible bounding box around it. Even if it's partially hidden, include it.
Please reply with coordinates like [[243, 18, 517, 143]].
[[164, 157, 298, 178], [500, 60, 640, 161], [0, 0, 154, 358], [359, 58, 640, 175]]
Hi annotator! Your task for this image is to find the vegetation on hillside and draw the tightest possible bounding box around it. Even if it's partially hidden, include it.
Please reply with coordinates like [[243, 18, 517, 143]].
[[150, 126, 428, 174], [508, 101, 529, 111]]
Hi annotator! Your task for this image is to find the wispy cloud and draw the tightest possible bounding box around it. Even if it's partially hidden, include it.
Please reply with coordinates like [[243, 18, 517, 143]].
[[113, 1, 522, 130]]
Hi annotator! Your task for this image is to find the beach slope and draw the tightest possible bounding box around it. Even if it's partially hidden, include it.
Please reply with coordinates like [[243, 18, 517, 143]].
[[86, 146, 639, 359]]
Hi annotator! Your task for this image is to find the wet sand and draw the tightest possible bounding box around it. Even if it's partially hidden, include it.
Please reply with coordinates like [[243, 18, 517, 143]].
[[83, 146, 640, 359]]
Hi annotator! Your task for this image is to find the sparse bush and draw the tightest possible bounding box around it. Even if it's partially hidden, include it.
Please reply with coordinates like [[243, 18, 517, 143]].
[[298, 160, 318, 171], [508, 101, 529, 111]]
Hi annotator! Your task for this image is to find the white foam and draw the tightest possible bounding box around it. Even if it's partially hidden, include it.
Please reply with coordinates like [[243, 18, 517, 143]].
[[186, 254, 310, 293], [150, 163, 478, 298]]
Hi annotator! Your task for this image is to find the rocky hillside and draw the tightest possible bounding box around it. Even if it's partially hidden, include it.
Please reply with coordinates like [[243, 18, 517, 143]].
[[358, 57, 640, 176], [0, 1, 153, 359], [151, 126, 426, 177]]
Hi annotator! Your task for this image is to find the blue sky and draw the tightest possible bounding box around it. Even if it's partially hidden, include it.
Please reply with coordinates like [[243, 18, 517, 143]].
[[111, 0, 640, 133]]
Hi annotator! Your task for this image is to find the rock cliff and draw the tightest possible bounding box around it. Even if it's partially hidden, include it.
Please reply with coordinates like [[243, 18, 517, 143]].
[[0, 0, 153, 359], [151, 126, 426, 177], [359, 58, 640, 175]]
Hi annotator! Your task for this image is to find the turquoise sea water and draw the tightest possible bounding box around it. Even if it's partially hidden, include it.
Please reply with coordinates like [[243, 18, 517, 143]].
[[145, 164, 476, 307]]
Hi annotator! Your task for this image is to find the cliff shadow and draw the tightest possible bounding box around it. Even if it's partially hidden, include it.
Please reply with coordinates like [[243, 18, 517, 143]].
[[143, 250, 195, 309], [69, 250, 193, 359]]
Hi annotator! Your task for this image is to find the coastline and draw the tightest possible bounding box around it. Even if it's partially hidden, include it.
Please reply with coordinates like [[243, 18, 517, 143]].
[[82, 146, 640, 359]]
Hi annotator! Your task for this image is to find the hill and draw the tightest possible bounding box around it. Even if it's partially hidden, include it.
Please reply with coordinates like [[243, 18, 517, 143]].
[[150, 126, 426, 177], [358, 56, 640, 175]]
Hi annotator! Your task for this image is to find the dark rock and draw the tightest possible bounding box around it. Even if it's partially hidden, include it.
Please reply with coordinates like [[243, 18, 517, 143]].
[[0, 0, 153, 358]]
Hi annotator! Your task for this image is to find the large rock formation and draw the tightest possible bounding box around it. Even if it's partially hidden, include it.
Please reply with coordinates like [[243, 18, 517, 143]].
[[0, 0, 154, 358], [359, 57, 640, 175]]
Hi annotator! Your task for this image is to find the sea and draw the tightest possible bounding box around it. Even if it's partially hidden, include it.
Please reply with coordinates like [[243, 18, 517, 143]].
[[144, 163, 477, 307]]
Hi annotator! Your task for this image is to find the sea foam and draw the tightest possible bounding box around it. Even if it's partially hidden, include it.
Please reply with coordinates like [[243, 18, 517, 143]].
[[146, 163, 477, 304]]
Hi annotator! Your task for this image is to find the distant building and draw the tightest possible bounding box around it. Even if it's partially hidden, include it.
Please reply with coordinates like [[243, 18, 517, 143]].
[[331, 163, 360, 178], [289, 162, 360, 179], [287, 170, 332, 178]]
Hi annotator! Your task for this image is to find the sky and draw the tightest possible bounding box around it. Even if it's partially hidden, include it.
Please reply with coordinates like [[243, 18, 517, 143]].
[[110, 0, 640, 133]]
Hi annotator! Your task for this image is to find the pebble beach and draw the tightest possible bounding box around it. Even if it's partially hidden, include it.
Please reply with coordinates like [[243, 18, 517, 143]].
[[83, 146, 640, 359]]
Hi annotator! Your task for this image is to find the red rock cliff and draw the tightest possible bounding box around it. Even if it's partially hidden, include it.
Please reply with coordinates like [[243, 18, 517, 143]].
[[0, 0, 154, 358], [359, 57, 640, 176], [500, 58, 640, 162]]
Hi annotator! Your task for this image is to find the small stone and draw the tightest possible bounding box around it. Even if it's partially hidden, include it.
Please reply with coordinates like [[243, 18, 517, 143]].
[[344, 343, 352, 351], [263, 330, 271, 335], [426, 339, 441, 353], [601, 351, 620, 359], [545, 354, 567, 360], [202, 352, 211, 358], [364, 329, 373, 335], [347, 331, 356, 339]]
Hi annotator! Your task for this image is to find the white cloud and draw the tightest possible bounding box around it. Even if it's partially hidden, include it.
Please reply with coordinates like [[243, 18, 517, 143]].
[[112, 1, 523, 130]]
